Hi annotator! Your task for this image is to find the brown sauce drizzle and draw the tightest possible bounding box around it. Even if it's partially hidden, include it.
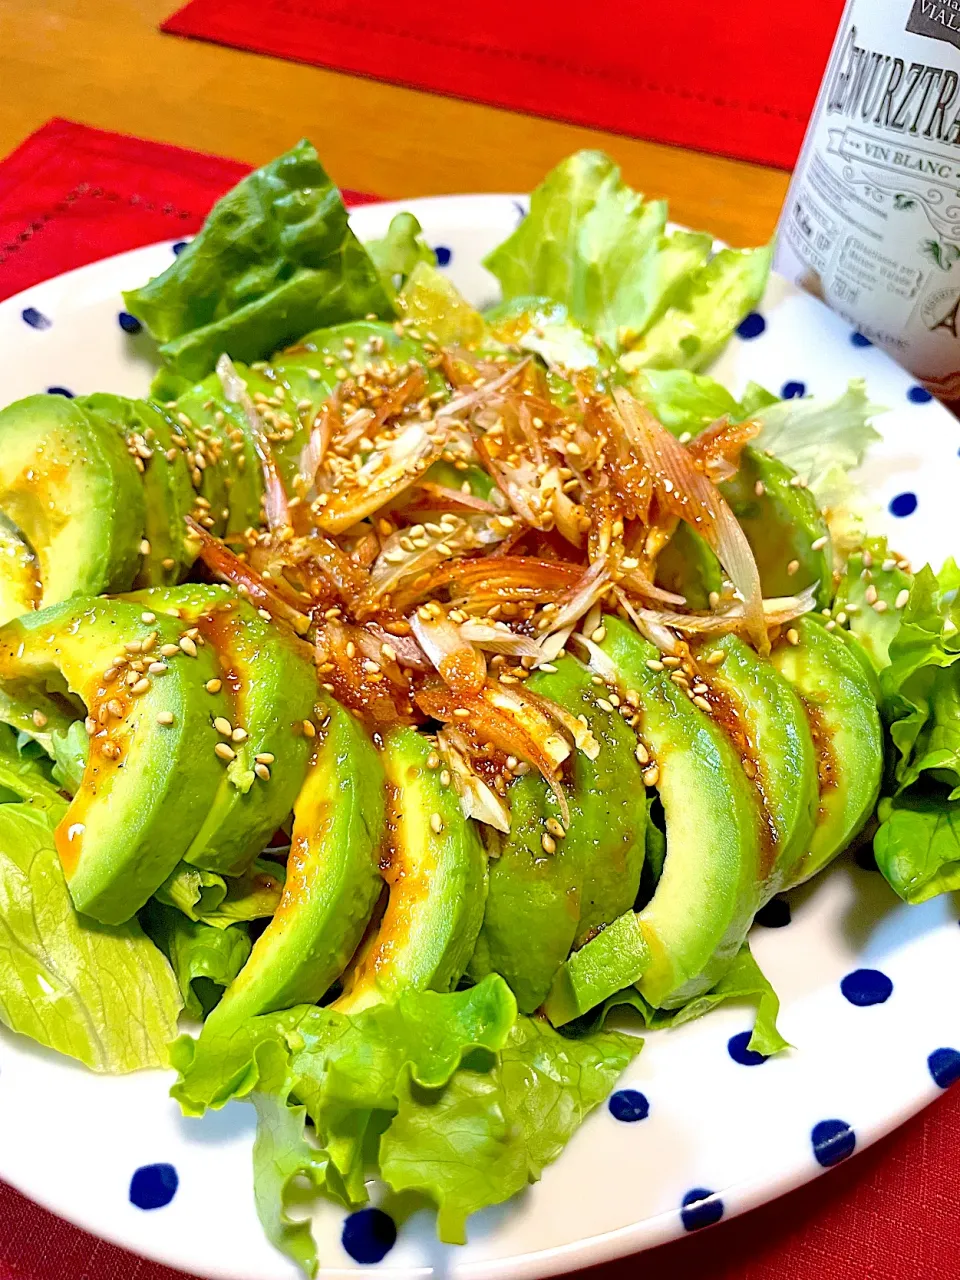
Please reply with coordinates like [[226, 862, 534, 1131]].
[[689, 656, 780, 880], [800, 697, 838, 821]]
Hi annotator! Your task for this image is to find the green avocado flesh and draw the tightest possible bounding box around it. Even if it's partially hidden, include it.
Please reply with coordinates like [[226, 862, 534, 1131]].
[[468, 655, 646, 1013], [0, 596, 234, 923], [0, 514, 40, 626], [334, 725, 487, 1013], [693, 633, 819, 899], [770, 616, 883, 888], [0, 395, 145, 609], [124, 584, 318, 876], [205, 696, 385, 1031], [721, 447, 832, 606], [551, 616, 763, 1016], [81, 394, 198, 585]]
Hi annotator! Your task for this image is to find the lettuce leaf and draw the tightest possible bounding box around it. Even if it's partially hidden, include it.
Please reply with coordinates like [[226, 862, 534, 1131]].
[[140, 901, 251, 1019], [0, 804, 182, 1070], [172, 976, 638, 1271], [483, 150, 758, 357], [380, 1016, 640, 1244], [872, 562, 960, 901], [365, 212, 435, 299], [630, 368, 743, 436], [156, 857, 285, 928], [619, 243, 773, 373], [123, 140, 392, 381], [751, 380, 883, 554], [0, 723, 65, 812], [561, 943, 787, 1057]]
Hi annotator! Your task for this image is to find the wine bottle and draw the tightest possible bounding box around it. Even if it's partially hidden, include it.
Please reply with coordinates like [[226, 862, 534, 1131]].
[[774, 0, 960, 397]]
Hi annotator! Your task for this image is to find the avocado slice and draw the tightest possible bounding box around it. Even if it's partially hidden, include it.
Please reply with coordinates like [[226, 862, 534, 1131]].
[[655, 522, 723, 610], [0, 597, 235, 922], [334, 724, 487, 1013], [0, 513, 40, 626], [0, 395, 144, 608], [546, 616, 763, 1021], [721, 447, 832, 606], [468, 655, 646, 1012], [81, 394, 199, 585], [204, 696, 385, 1031], [770, 616, 883, 887], [125, 583, 317, 875], [693, 634, 819, 898]]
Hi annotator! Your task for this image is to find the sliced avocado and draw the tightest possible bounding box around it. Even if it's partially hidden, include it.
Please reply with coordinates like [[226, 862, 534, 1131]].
[[334, 725, 487, 1013], [693, 634, 818, 897], [172, 374, 264, 536], [0, 395, 144, 607], [770, 615, 883, 887], [0, 597, 234, 922], [721, 447, 832, 606], [547, 616, 762, 1019], [468, 655, 646, 1012], [204, 696, 385, 1031], [655, 522, 722, 610], [124, 583, 317, 876], [0, 513, 40, 626], [81, 394, 198, 584]]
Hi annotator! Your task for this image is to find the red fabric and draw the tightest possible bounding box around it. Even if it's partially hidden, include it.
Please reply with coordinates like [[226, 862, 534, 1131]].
[[0, 119, 370, 304], [160, 0, 846, 171], [2, 115, 960, 1280]]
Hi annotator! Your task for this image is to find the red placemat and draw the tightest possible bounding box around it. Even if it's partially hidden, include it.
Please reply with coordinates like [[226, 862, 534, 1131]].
[[160, 0, 846, 171], [1, 117, 960, 1280], [0, 118, 371, 305]]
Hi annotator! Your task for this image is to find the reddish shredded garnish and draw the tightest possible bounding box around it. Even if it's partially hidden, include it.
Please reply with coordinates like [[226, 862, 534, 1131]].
[[187, 517, 311, 635], [686, 417, 761, 484], [409, 605, 487, 694], [315, 619, 416, 723], [403, 482, 501, 515], [415, 678, 572, 824]]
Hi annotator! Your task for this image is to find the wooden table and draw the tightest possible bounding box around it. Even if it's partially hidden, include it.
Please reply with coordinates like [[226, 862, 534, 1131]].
[[0, 0, 789, 247]]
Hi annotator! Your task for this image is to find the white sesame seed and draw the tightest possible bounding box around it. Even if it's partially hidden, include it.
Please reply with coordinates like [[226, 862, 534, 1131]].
[[215, 742, 236, 761], [541, 833, 557, 854], [254, 762, 271, 781], [635, 742, 650, 764], [157, 711, 174, 726], [642, 764, 660, 787], [232, 727, 248, 743], [873, 600, 888, 613], [811, 535, 828, 551], [646, 659, 664, 672], [214, 717, 233, 736], [693, 695, 712, 713], [895, 588, 910, 610], [430, 812, 444, 834], [546, 818, 566, 839], [206, 679, 222, 693], [255, 752, 275, 765], [786, 628, 800, 646], [179, 635, 198, 656], [31, 709, 47, 728], [597, 697, 614, 713], [140, 611, 156, 624], [139, 539, 151, 555], [159, 643, 179, 657], [754, 480, 765, 497], [786, 559, 800, 576], [302, 720, 316, 738], [864, 584, 878, 605], [148, 662, 168, 675]]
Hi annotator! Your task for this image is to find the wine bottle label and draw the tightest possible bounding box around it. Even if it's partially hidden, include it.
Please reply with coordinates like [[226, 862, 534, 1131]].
[[775, 0, 960, 396]]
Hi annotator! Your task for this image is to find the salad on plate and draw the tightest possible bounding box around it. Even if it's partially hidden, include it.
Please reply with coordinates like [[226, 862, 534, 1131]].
[[0, 142, 956, 1275]]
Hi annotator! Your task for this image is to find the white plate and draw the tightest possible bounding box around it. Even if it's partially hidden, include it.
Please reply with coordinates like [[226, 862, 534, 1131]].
[[0, 195, 958, 1280]]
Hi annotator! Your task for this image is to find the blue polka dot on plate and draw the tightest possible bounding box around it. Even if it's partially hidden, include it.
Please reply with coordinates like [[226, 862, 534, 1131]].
[[342, 1208, 397, 1264], [129, 1163, 178, 1210], [736, 312, 766, 339], [781, 380, 806, 399], [727, 1031, 767, 1066], [433, 245, 452, 267], [907, 385, 933, 404], [21, 307, 51, 330], [118, 311, 142, 335], [513, 200, 527, 225], [755, 897, 791, 928], [811, 1119, 855, 1167], [172, 240, 188, 255], [680, 1188, 724, 1231], [46, 386, 74, 398], [889, 492, 918, 518], [850, 331, 872, 348], [928, 1047, 960, 1089], [840, 968, 893, 1006], [609, 1089, 649, 1122]]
